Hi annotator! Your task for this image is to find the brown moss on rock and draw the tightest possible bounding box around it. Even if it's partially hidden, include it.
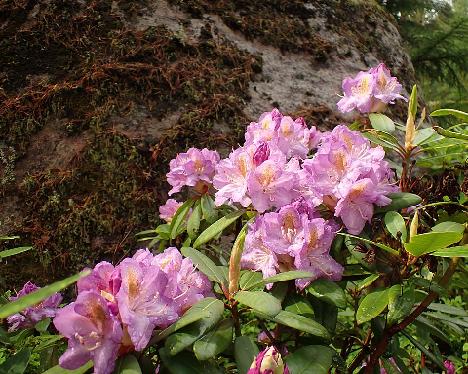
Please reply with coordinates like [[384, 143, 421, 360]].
[[0, 0, 259, 288]]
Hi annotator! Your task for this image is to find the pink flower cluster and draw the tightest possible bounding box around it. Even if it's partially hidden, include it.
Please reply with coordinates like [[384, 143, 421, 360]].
[[241, 199, 343, 289], [337, 63, 406, 114], [7, 281, 62, 332], [214, 109, 320, 212], [166, 147, 220, 195], [53, 247, 212, 374], [300, 125, 398, 234]]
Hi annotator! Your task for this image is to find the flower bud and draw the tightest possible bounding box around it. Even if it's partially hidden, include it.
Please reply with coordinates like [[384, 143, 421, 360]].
[[248, 346, 290, 374], [253, 142, 270, 166], [444, 360, 455, 374]]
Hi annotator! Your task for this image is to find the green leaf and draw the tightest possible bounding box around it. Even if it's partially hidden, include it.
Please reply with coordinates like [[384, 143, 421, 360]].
[[355, 274, 380, 291], [285, 345, 334, 374], [273, 311, 330, 339], [414, 316, 450, 344], [201, 195, 218, 224], [375, 192, 422, 213], [246, 270, 314, 290], [430, 245, 468, 257], [384, 211, 407, 242], [433, 126, 468, 141], [193, 319, 233, 360], [151, 298, 213, 343], [234, 291, 281, 317], [400, 330, 445, 370], [234, 336, 259, 374], [34, 318, 51, 333], [337, 233, 398, 256], [431, 221, 465, 234], [414, 127, 438, 146], [369, 113, 395, 132], [0, 236, 20, 241], [430, 108, 468, 122], [356, 288, 389, 324], [159, 347, 222, 374], [181, 247, 226, 285], [405, 231, 463, 257], [362, 131, 402, 153], [0, 348, 31, 374], [284, 294, 314, 317], [307, 279, 346, 309], [164, 298, 224, 355], [0, 246, 32, 259], [187, 202, 202, 239], [427, 303, 468, 317], [0, 271, 90, 318], [41, 362, 93, 374], [239, 271, 263, 290], [388, 285, 415, 325], [193, 209, 245, 248], [170, 199, 194, 239], [114, 355, 142, 374]]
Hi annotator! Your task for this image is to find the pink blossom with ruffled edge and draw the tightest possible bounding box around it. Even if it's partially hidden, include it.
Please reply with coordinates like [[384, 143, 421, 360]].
[[337, 71, 375, 113], [158, 199, 182, 222], [152, 247, 213, 315], [54, 291, 123, 374], [213, 144, 256, 208], [370, 63, 407, 105], [116, 257, 179, 351], [166, 147, 220, 195], [241, 216, 280, 282], [248, 346, 290, 374], [7, 281, 62, 332], [213, 142, 287, 209], [77, 262, 121, 315], [337, 64, 406, 114], [275, 116, 313, 159], [247, 158, 300, 213], [294, 217, 343, 289], [245, 108, 283, 145]]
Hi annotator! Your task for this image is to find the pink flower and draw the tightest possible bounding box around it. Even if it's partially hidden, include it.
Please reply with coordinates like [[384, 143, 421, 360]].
[[77, 262, 121, 315], [248, 346, 290, 374], [213, 145, 256, 207], [245, 109, 283, 145], [116, 257, 179, 351], [166, 148, 220, 195], [337, 71, 376, 113], [247, 158, 299, 213], [294, 217, 343, 289], [370, 63, 406, 105], [158, 199, 182, 222], [7, 282, 62, 332], [152, 247, 213, 314], [54, 291, 122, 374], [337, 64, 406, 114]]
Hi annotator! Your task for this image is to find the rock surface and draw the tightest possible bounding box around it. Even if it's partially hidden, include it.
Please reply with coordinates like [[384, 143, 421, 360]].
[[0, 0, 415, 288]]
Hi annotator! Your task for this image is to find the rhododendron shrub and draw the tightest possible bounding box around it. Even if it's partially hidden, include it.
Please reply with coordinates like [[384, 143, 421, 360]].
[[1, 64, 466, 374]]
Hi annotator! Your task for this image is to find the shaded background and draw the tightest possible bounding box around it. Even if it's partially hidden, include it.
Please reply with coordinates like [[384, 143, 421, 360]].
[[0, 0, 466, 289]]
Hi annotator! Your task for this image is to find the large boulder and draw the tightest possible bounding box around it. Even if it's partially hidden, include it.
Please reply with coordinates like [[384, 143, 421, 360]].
[[0, 0, 415, 288]]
